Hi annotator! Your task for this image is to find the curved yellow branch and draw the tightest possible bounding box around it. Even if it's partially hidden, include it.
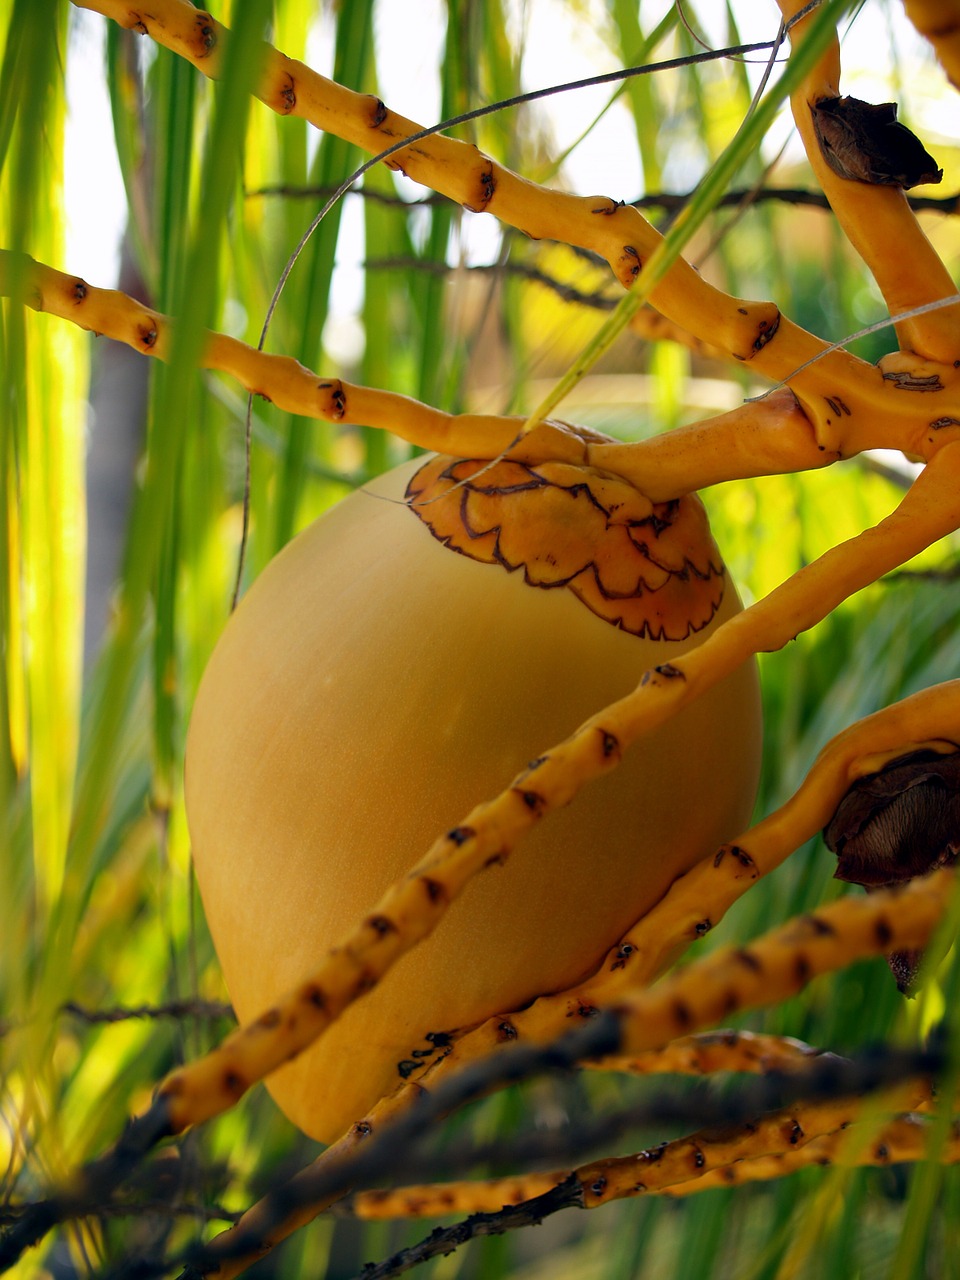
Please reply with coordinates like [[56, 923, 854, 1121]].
[[193, 682, 960, 1275], [613, 869, 955, 1061], [72, 0, 960, 436], [339, 1109, 960, 1217], [664, 1112, 960, 1195]]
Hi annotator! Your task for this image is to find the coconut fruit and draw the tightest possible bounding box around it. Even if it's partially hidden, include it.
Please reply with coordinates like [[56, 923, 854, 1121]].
[[185, 451, 762, 1143]]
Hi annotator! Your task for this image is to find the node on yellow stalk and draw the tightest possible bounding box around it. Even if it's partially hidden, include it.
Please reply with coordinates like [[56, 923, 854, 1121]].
[[185, 449, 763, 1144]]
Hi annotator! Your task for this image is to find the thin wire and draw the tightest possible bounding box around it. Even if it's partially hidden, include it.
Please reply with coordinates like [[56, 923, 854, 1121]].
[[746, 292, 960, 399]]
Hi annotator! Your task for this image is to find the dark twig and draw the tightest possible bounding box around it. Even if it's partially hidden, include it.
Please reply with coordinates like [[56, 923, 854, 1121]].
[[365, 257, 620, 310], [61, 999, 235, 1027], [0, 999, 235, 1040], [0, 1198, 240, 1228], [345, 1041, 943, 1196], [168, 1035, 946, 1279], [354, 1177, 584, 1280], [0, 1100, 175, 1268], [246, 182, 960, 217], [10, 1029, 946, 1278], [343, 1051, 951, 1280], [175, 1013, 624, 1278]]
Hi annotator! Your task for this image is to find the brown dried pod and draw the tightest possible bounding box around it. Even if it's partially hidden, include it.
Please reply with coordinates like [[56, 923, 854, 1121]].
[[811, 96, 943, 189], [823, 748, 960, 992]]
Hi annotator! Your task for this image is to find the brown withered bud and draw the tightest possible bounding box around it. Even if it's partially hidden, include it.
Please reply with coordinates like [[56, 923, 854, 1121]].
[[811, 97, 943, 190], [823, 749, 960, 994]]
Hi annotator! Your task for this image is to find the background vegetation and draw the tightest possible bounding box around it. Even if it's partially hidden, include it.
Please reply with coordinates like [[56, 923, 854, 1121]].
[[1, 0, 959, 1275]]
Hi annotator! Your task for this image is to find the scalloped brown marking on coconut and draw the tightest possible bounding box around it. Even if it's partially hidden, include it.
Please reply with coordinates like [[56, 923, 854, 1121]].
[[405, 455, 726, 641]]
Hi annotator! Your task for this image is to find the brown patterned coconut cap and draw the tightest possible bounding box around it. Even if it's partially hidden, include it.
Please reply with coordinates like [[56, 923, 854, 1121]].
[[405, 455, 726, 642]]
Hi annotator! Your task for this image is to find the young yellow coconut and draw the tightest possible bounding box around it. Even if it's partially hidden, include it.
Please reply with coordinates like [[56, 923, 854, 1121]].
[[185, 449, 763, 1144]]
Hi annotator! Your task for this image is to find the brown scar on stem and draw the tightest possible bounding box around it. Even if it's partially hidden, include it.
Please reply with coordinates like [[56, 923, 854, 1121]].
[[194, 13, 218, 56], [882, 371, 944, 391], [301, 984, 327, 1010], [514, 787, 545, 814], [276, 74, 296, 113], [318, 379, 346, 418], [446, 825, 474, 846], [721, 988, 740, 1015], [465, 159, 496, 213], [753, 311, 781, 351], [592, 198, 624, 215], [800, 914, 837, 937], [420, 876, 447, 903], [672, 999, 694, 1029], [366, 914, 397, 937], [618, 245, 642, 282], [221, 1068, 246, 1099], [713, 844, 757, 874], [72, 279, 88, 302], [566, 1001, 598, 1019], [368, 96, 389, 127]]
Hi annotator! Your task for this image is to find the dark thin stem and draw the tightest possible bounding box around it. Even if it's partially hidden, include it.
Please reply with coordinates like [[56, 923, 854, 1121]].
[[10, 1032, 947, 1278], [173, 1037, 946, 1279], [177, 1013, 623, 1277], [0, 1198, 240, 1227], [61, 999, 235, 1026], [0, 1000, 235, 1040], [350, 1049, 952, 1280], [354, 1177, 584, 1280], [245, 182, 960, 216], [0, 1099, 175, 1268]]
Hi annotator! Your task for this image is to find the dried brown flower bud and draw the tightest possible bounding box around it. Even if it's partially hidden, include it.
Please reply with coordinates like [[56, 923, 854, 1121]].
[[811, 97, 943, 189], [823, 748, 960, 993]]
